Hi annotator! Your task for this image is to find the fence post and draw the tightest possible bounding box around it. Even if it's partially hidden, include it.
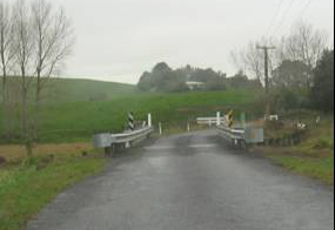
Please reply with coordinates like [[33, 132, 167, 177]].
[[216, 111, 221, 126], [159, 122, 162, 135], [240, 112, 246, 129], [147, 113, 152, 127]]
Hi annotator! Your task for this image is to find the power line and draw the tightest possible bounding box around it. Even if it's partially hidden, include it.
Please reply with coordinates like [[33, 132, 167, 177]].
[[265, 0, 286, 38], [270, 0, 296, 38], [270, 0, 298, 38], [296, 0, 313, 20]]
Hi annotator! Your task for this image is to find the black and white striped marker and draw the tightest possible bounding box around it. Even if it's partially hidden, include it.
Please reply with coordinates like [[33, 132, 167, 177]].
[[128, 112, 134, 131]]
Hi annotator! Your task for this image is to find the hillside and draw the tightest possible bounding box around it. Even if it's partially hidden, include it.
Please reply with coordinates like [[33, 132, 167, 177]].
[[40, 89, 257, 142], [0, 77, 137, 103], [0, 77, 259, 142], [41, 78, 137, 102]]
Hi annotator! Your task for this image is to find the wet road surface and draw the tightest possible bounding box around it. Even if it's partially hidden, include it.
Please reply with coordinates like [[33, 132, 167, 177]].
[[27, 130, 334, 230]]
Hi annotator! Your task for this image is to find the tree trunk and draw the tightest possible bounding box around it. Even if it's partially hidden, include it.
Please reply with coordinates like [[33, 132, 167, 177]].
[[21, 69, 33, 157], [33, 75, 41, 141]]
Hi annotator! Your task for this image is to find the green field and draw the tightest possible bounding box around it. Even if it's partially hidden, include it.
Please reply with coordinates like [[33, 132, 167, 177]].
[[40, 78, 138, 102], [0, 78, 258, 143]]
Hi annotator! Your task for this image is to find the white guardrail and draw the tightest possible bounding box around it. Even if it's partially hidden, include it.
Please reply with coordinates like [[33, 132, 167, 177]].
[[216, 124, 244, 140], [93, 126, 154, 149], [93, 113, 154, 150], [197, 112, 264, 148], [216, 124, 264, 147], [196, 115, 245, 146], [112, 126, 154, 144]]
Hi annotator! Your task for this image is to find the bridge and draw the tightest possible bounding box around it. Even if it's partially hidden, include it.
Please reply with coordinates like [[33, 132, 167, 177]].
[[27, 114, 334, 230]]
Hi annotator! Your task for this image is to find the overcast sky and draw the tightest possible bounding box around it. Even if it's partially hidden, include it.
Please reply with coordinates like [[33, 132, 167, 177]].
[[5, 0, 334, 84]]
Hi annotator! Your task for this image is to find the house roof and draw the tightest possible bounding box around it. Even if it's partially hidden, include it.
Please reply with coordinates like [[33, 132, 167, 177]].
[[186, 81, 204, 85]]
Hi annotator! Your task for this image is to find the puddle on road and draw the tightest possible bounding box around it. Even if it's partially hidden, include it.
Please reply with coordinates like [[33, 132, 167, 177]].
[[144, 143, 217, 150], [148, 156, 170, 171], [144, 146, 175, 150], [188, 144, 217, 148]]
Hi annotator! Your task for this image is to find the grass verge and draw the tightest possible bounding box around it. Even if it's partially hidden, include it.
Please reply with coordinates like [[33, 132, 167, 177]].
[[0, 151, 106, 230], [268, 154, 333, 184], [254, 115, 334, 185], [0, 142, 93, 161]]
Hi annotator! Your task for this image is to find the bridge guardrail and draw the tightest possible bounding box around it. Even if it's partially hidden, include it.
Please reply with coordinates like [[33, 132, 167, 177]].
[[216, 124, 264, 148], [93, 113, 154, 152], [112, 126, 154, 144], [216, 125, 244, 140], [93, 126, 154, 150], [216, 125, 244, 148]]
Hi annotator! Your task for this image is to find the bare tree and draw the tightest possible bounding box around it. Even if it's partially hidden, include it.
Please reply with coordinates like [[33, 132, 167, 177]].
[[11, 0, 35, 156], [229, 49, 246, 73], [231, 21, 327, 91], [230, 41, 266, 83], [0, 2, 16, 137], [245, 42, 265, 81], [279, 21, 327, 89], [0, 2, 13, 100], [31, 0, 74, 139], [0, 0, 74, 156]]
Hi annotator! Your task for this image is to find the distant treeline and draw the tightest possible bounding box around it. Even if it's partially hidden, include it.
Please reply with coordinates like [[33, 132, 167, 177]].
[[137, 62, 262, 92]]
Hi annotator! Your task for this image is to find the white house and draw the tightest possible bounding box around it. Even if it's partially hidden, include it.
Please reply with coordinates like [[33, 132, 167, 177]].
[[186, 81, 205, 90]]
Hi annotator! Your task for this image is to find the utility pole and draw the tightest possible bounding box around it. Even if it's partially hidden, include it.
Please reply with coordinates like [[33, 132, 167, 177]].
[[257, 45, 275, 117], [256, 45, 275, 94]]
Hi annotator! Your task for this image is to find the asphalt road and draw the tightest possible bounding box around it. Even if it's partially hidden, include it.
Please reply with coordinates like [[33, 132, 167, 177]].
[[27, 130, 334, 230]]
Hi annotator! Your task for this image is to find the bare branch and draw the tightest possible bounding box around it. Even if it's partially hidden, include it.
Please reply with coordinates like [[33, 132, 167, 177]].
[[0, 2, 15, 79]]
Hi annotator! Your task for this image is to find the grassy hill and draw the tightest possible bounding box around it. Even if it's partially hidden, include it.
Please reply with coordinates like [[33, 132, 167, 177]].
[[38, 90, 257, 142], [0, 77, 138, 102], [0, 77, 259, 143], [41, 78, 138, 102]]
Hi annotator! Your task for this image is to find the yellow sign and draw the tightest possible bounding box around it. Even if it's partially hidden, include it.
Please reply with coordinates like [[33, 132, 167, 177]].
[[226, 110, 234, 127]]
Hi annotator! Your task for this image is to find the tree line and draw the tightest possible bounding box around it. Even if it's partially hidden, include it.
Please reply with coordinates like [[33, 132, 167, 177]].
[[0, 0, 74, 155], [137, 62, 262, 92], [230, 21, 333, 113]]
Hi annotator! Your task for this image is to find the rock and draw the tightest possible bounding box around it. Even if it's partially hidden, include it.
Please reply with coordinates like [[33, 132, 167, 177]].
[[0, 156, 6, 166], [82, 151, 88, 157]]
